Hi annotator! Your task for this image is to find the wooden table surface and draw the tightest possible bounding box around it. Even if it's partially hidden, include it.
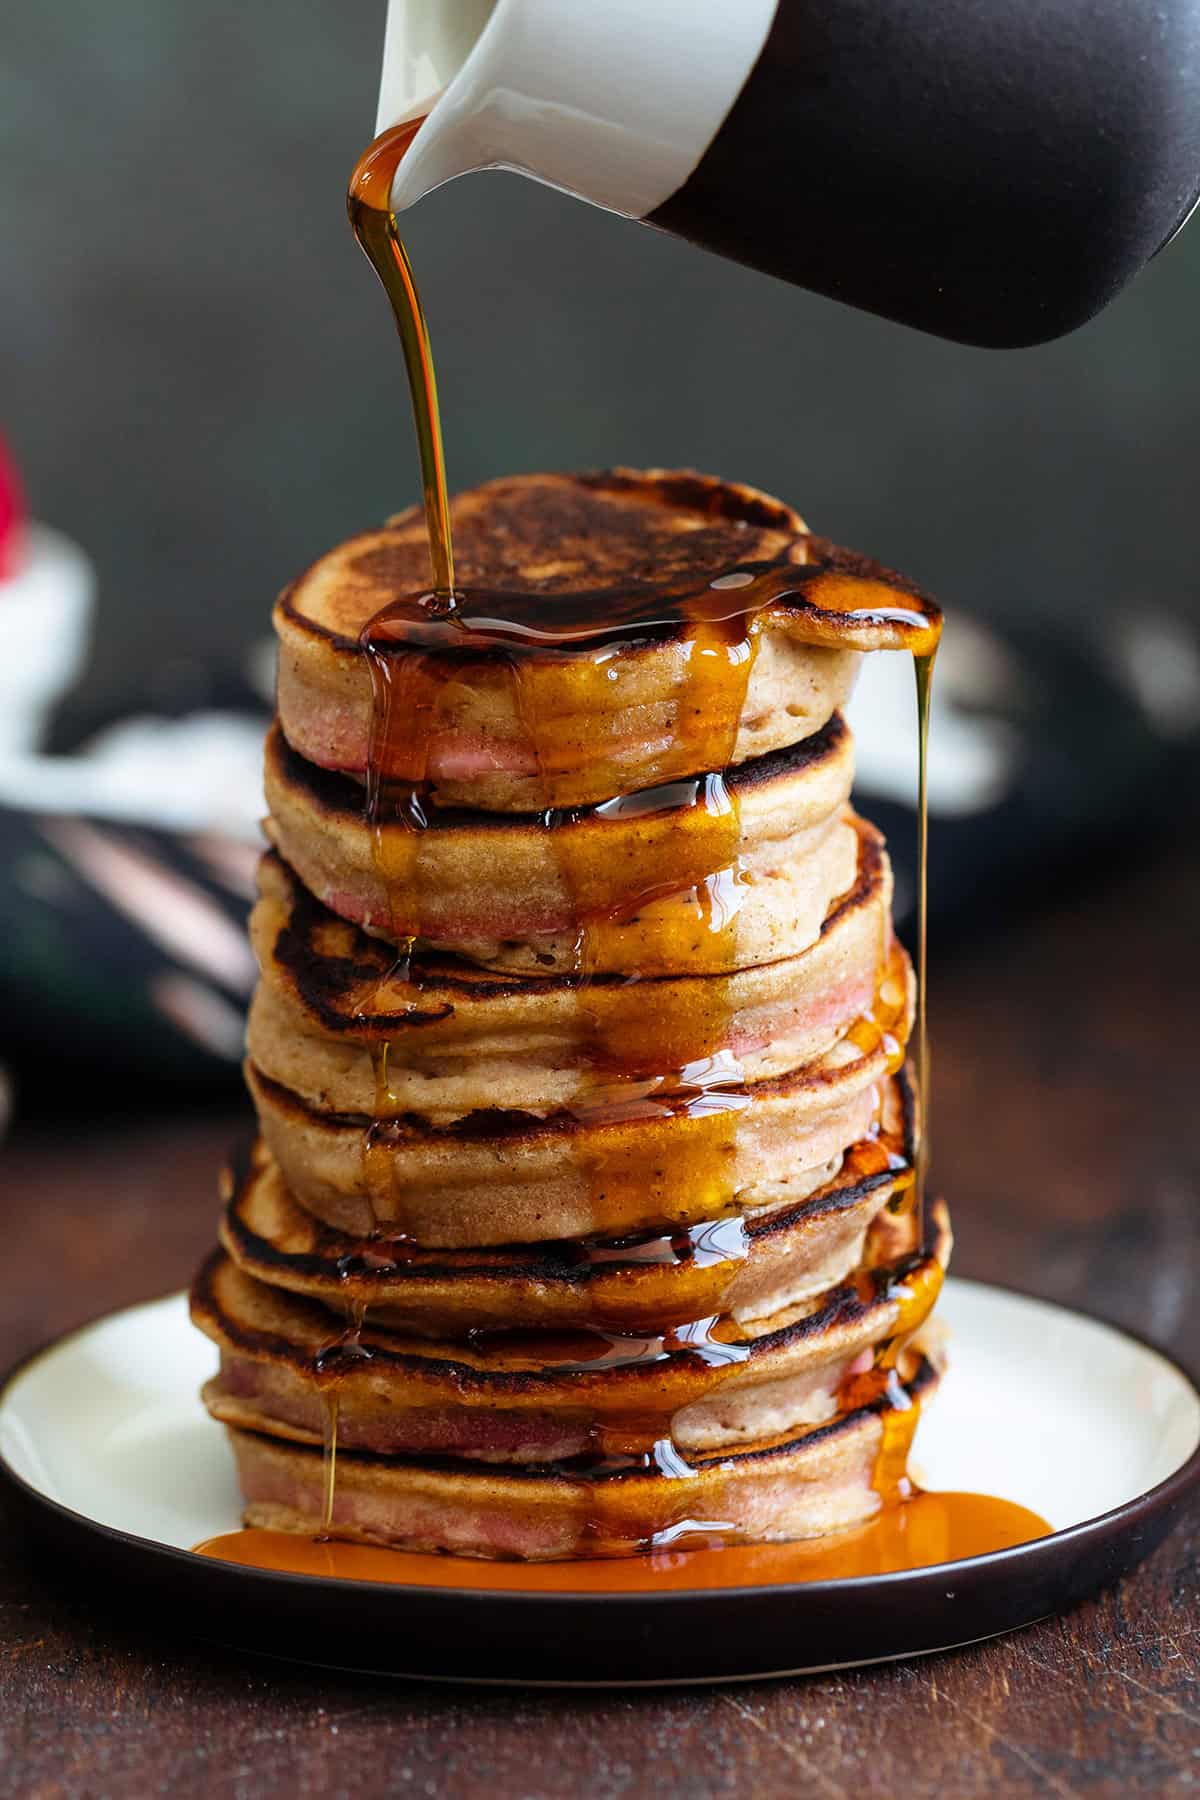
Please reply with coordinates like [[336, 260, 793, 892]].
[[1, 849, 1197, 1798]]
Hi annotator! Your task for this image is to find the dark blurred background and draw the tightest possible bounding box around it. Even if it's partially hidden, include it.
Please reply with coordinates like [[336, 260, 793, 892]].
[[2, 2, 1199, 1111]]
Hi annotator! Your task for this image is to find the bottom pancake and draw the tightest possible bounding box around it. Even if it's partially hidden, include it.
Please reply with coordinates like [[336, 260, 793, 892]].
[[225, 1350, 941, 1560]]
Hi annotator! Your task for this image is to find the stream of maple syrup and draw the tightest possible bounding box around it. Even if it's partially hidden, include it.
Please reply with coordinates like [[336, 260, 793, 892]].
[[347, 121, 454, 599], [198, 120, 1049, 1575]]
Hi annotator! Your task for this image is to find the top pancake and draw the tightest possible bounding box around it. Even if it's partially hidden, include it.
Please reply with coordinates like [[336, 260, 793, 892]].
[[274, 469, 940, 811], [290, 470, 806, 636]]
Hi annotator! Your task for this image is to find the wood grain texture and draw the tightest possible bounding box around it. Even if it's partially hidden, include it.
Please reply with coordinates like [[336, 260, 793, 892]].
[[1, 850, 1197, 1798]]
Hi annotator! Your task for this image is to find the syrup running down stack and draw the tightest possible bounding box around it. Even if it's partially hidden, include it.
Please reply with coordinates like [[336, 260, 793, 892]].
[[190, 463, 958, 1560], [191, 120, 1046, 1578]]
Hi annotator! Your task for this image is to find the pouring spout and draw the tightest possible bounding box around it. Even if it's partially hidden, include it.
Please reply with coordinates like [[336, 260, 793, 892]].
[[381, 83, 494, 214], [374, 0, 777, 219], [375, 0, 497, 207]]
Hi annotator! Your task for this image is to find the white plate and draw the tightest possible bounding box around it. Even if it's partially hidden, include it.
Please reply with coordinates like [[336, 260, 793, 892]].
[[2, 1277, 1197, 1685]]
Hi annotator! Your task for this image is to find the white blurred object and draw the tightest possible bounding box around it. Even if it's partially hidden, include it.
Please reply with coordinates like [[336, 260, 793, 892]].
[[1107, 609, 1200, 738], [0, 523, 94, 755], [244, 635, 278, 707], [0, 711, 266, 839], [848, 619, 1022, 817]]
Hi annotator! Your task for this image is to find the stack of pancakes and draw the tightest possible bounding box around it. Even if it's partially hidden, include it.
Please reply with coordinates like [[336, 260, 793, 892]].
[[192, 470, 950, 1560]]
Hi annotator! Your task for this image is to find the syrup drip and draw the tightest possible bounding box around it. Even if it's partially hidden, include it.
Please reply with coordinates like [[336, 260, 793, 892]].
[[569, 1212, 752, 1273], [839, 1239, 946, 1504], [321, 1206, 754, 1287], [313, 1297, 368, 1534], [348, 598, 765, 1261], [913, 646, 936, 1219], [360, 1040, 394, 1237], [845, 641, 940, 1506]]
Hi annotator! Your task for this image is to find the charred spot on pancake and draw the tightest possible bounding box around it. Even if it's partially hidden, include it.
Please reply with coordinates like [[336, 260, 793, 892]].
[[264, 855, 455, 1034], [249, 1064, 576, 1141], [747, 1169, 898, 1241], [272, 883, 388, 1009], [698, 712, 846, 792], [267, 725, 361, 823], [219, 1136, 258, 1208], [191, 1249, 301, 1366], [347, 473, 801, 604], [574, 469, 802, 534], [223, 1193, 591, 1294], [893, 1063, 919, 1172]]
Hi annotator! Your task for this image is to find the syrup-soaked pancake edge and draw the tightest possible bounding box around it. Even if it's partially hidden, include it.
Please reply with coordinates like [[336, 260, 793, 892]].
[[246, 805, 888, 1112], [197, 1189, 948, 1476], [244, 935, 912, 1248], [247, 1002, 911, 1141], [218, 1162, 908, 1301]]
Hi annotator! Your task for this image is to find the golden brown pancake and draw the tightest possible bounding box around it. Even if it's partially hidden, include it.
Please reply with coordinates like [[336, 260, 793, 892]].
[[223, 1349, 943, 1558], [218, 1098, 917, 1335], [195, 1204, 948, 1466], [272, 470, 937, 812], [261, 716, 860, 972], [246, 817, 893, 1121]]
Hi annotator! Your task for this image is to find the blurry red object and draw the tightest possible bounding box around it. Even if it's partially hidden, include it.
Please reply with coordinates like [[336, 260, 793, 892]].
[[0, 436, 26, 580]]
